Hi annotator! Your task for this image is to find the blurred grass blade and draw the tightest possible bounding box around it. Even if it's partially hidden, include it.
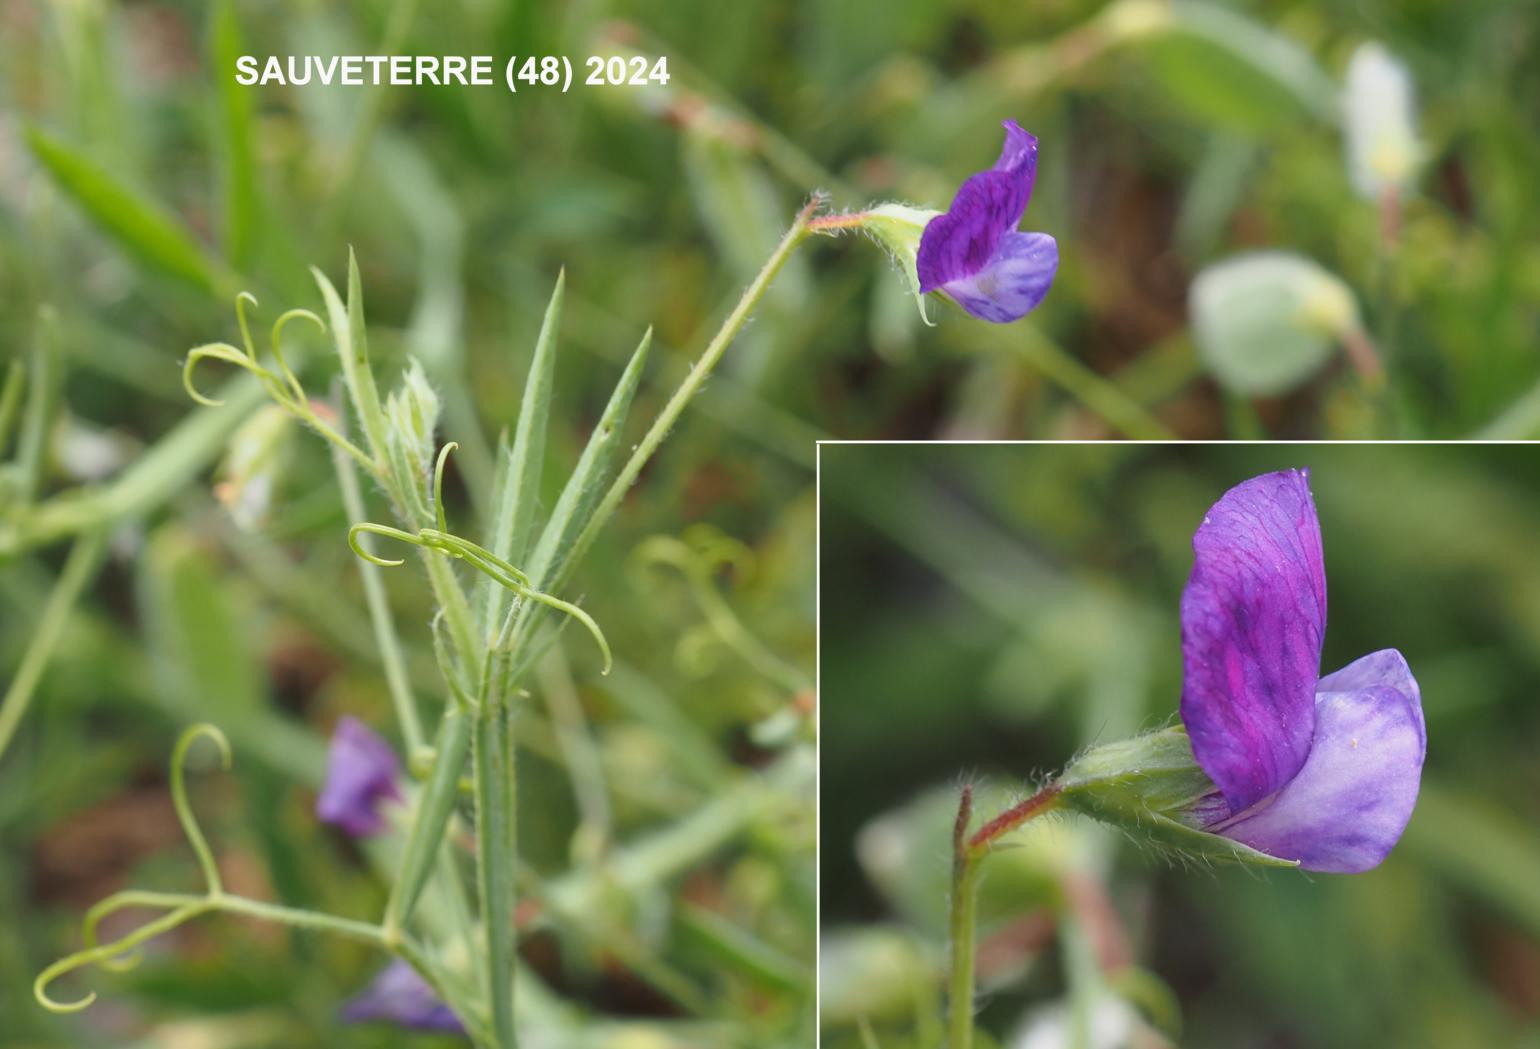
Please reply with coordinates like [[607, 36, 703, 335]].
[[16, 308, 63, 504], [390, 705, 471, 928], [481, 271, 563, 633], [526, 328, 653, 592], [0, 531, 107, 762], [25, 126, 235, 294], [0, 358, 25, 461], [1402, 779, 1540, 941], [209, 0, 261, 271], [136, 524, 322, 783], [1143, 1, 1338, 132]]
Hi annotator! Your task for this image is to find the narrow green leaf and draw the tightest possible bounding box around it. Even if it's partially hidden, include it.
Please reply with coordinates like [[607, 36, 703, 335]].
[[17, 308, 64, 503], [25, 125, 234, 294], [209, 0, 261, 270], [480, 270, 563, 633], [527, 328, 653, 592], [390, 705, 471, 928], [0, 358, 25, 461], [311, 254, 391, 485]]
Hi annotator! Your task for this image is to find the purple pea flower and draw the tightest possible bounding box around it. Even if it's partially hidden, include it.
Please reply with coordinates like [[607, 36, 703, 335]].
[[316, 716, 403, 837], [916, 120, 1059, 323], [341, 959, 465, 1034], [1180, 469, 1425, 873]]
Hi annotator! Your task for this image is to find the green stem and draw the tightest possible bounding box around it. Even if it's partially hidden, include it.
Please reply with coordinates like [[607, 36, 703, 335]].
[[0, 530, 107, 761], [333, 436, 426, 755], [948, 784, 1062, 1049], [473, 693, 518, 1049], [561, 199, 818, 582], [948, 786, 978, 1049]]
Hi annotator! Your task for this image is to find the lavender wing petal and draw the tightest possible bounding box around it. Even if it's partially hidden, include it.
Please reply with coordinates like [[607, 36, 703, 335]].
[[1180, 469, 1327, 811], [1213, 684, 1425, 873], [938, 231, 1058, 323], [1318, 647, 1424, 748]]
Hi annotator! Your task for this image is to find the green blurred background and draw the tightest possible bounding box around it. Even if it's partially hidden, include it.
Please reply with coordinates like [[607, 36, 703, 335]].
[[5, 0, 1540, 446], [820, 442, 1540, 1049]]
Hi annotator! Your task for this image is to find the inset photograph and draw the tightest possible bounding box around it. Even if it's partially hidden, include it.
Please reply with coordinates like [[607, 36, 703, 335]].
[[819, 442, 1540, 1049]]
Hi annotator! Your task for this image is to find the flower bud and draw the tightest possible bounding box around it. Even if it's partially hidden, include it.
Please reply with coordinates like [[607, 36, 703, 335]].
[[383, 359, 440, 516], [1190, 251, 1360, 396], [1343, 42, 1421, 201]]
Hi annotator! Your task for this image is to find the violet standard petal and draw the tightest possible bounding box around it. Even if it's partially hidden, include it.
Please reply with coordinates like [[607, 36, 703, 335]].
[[1180, 469, 1327, 812], [916, 120, 1039, 294], [1208, 683, 1425, 873], [316, 716, 402, 838]]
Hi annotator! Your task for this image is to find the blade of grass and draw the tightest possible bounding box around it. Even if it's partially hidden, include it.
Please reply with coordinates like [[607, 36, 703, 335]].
[[24, 126, 236, 295], [0, 531, 108, 761], [209, 0, 261, 271], [16, 308, 63, 504]]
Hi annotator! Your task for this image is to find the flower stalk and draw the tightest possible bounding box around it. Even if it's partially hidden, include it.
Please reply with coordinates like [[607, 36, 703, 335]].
[[947, 782, 1063, 1049]]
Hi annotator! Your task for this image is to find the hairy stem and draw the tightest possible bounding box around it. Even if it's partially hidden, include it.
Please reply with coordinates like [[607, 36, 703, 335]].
[[560, 199, 819, 585], [948, 783, 1063, 1049]]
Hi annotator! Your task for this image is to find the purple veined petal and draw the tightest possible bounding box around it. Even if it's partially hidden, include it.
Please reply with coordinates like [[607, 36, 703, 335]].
[[316, 716, 402, 838], [341, 959, 465, 1033], [1318, 648, 1424, 751], [1210, 684, 1425, 873], [1180, 469, 1327, 812], [917, 170, 1026, 293], [992, 120, 1040, 183], [936, 231, 1058, 324], [916, 120, 1040, 295]]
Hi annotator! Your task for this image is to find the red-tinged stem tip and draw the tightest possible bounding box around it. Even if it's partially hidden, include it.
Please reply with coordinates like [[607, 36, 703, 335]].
[[967, 783, 1062, 853]]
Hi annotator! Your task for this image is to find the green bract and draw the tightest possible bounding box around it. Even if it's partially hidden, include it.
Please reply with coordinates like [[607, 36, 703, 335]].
[[1057, 726, 1298, 868]]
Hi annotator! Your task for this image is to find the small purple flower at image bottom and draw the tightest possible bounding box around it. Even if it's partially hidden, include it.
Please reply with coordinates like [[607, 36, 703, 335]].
[[916, 119, 1059, 324], [341, 959, 464, 1034], [1180, 469, 1426, 873], [316, 716, 403, 838]]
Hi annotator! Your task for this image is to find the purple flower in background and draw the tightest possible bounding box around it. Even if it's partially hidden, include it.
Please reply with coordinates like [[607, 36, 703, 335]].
[[916, 120, 1059, 323], [1180, 469, 1425, 873], [316, 716, 402, 837], [341, 959, 464, 1033]]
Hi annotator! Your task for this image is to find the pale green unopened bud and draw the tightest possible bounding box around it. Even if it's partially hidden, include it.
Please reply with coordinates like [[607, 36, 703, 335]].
[[384, 360, 441, 518], [1190, 251, 1361, 396], [1343, 42, 1421, 201], [215, 404, 293, 531], [1056, 726, 1296, 868]]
